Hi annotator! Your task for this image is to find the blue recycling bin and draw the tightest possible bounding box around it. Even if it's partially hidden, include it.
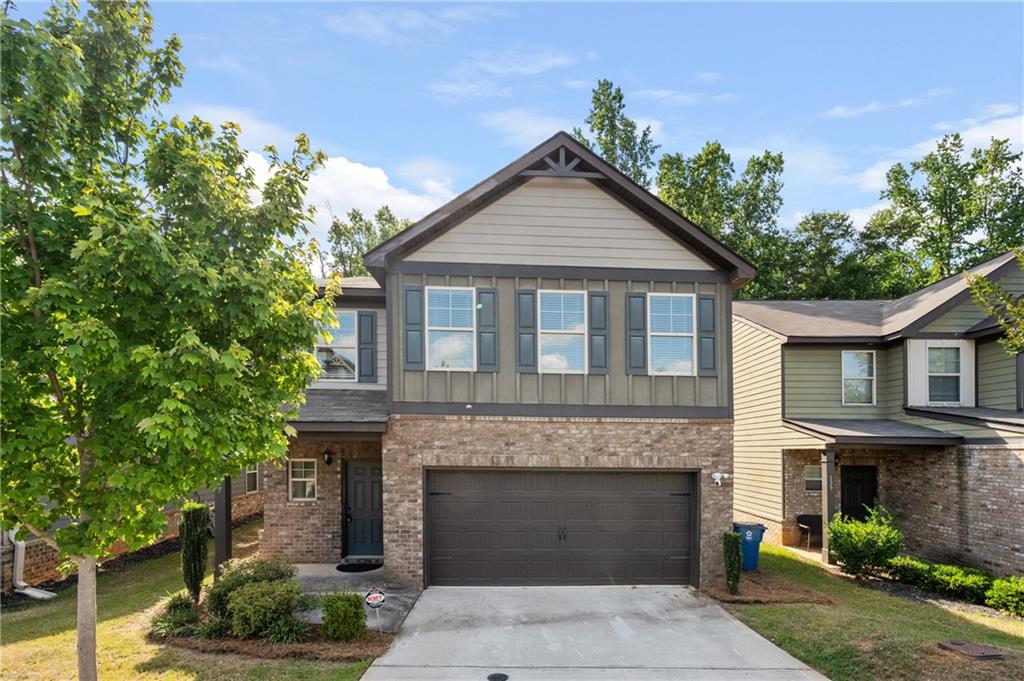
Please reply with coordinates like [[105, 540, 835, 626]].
[[733, 522, 767, 571]]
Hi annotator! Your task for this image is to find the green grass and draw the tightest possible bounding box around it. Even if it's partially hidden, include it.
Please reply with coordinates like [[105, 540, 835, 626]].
[[726, 545, 1024, 681], [1, 520, 373, 680]]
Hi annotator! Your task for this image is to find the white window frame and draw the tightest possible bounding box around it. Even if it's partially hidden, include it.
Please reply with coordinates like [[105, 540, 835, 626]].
[[318, 309, 358, 382], [288, 459, 317, 502], [424, 286, 477, 372], [245, 465, 259, 494], [537, 289, 588, 375], [804, 465, 822, 492], [926, 342, 962, 406], [647, 293, 697, 377], [841, 350, 876, 406]]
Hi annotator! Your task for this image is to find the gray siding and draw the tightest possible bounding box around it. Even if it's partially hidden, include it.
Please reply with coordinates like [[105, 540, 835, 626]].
[[391, 272, 730, 408], [977, 339, 1017, 410], [310, 302, 386, 390], [784, 345, 901, 419]]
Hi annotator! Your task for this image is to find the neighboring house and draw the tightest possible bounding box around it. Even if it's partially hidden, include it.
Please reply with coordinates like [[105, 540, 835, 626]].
[[259, 132, 755, 588], [732, 252, 1024, 576]]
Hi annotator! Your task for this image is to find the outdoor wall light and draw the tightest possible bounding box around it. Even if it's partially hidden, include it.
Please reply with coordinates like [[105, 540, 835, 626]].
[[711, 472, 732, 486], [322, 450, 334, 466]]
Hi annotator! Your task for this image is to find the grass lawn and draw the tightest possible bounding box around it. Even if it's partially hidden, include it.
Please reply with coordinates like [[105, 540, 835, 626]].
[[1, 520, 371, 680], [725, 544, 1024, 681]]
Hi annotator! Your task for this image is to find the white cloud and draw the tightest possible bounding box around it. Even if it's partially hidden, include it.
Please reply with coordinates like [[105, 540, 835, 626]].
[[323, 6, 503, 46], [188, 104, 296, 152], [634, 88, 702, 106], [847, 201, 890, 230], [481, 109, 575, 148], [633, 116, 665, 141], [562, 78, 592, 90], [693, 71, 724, 84], [823, 87, 953, 118], [194, 54, 251, 78], [473, 49, 580, 76], [430, 79, 511, 102], [428, 332, 473, 369], [431, 48, 584, 102]]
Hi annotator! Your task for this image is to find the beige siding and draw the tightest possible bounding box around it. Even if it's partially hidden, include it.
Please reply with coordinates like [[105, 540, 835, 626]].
[[783, 345, 899, 419], [977, 340, 1017, 410], [922, 268, 1024, 332], [880, 343, 905, 416], [405, 177, 715, 270]]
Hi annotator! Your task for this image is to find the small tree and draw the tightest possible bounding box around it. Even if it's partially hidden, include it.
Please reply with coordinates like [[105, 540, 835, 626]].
[[572, 79, 660, 187], [723, 531, 742, 594], [827, 506, 904, 577], [966, 247, 1024, 356], [179, 501, 209, 606]]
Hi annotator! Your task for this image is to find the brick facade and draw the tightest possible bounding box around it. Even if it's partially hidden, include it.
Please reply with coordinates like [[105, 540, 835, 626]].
[[380, 414, 734, 588]]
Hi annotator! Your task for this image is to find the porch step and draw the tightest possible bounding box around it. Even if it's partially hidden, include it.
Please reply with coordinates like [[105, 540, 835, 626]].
[[341, 555, 384, 565]]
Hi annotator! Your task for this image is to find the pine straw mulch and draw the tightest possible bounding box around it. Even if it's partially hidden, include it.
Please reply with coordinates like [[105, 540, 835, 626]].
[[702, 570, 834, 605], [152, 627, 392, 663]]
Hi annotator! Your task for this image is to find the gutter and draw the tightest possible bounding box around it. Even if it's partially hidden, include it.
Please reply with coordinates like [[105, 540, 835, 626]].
[[7, 529, 57, 600]]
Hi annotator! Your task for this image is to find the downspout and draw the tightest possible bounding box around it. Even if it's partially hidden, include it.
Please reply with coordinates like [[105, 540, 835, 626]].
[[7, 529, 57, 600]]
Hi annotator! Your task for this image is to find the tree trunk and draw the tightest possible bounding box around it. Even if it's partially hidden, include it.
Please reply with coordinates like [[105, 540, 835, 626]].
[[74, 555, 98, 681]]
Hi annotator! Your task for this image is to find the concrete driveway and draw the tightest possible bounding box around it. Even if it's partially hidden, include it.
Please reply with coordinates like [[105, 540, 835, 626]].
[[362, 586, 826, 680]]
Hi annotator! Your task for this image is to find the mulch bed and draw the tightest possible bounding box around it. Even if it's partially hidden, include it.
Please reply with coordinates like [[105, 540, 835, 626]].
[[854, 574, 1019, 621], [703, 570, 833, 605], [153, 628, 392, 663]]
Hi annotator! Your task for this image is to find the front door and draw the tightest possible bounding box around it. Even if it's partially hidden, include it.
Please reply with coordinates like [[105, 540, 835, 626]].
[[840, 465, 878, 521], [345, 460, 383, 556]]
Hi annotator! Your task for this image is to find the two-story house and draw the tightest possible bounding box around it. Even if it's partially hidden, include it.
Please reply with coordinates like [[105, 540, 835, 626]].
[[732, 252, 1024, 575], [259, 132, 755, 588]]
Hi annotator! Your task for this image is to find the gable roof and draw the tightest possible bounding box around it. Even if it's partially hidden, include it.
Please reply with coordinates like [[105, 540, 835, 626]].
[[733, 251, 1020, 342], [363, 131, 755, 287]]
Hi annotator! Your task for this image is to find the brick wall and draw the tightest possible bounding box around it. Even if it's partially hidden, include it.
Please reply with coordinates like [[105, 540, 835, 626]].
[[381, 414, 734, 589], [260, 439, 380, 563]]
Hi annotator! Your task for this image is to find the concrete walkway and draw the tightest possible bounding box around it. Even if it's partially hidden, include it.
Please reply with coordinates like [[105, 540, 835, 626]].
[[362, 585, 826, 680], [292, 564, 419, 634]]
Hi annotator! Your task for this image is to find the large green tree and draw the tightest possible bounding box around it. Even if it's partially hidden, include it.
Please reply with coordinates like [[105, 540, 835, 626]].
[[787, 211, 873, 299], [966, 248, 1024, 356], [572, 79, 660, 187], [1, 3, 334, 678], [326, 205, 410, 277]]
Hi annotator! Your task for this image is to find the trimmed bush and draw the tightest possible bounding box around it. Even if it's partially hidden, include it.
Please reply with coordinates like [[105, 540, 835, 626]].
[[887, 556, 933, 589], [985, 576, 1024, 617], [205, 557, 295, 618], [929, 563, 993, 604], [263, 617, 311, 644], [194, 616, 232, 639], [827, 505, 904, 577], [723, 531, 742, 594], [322, 592, 367, 641], [179, 501, 209, 605], [227, 579, 301, 638]]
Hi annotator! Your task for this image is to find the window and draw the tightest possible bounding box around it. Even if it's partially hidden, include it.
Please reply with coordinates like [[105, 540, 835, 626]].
[[648, 294, 695, 375], [928, 346, 961, 404], [245, 465, 259, 493], [317, 310, 357, 381], [804, 465, 822, 492], [288, 460, 316, 501], [538, 291, 586, 373], [426, 287, 476, 370], [842, 351, 875, 405]]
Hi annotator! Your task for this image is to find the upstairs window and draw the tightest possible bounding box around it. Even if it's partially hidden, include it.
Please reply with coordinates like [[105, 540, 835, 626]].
[[648, 294, 695, 375], [842, 351, 875, 405], [538, 291, 586, 373], [426, 287, 475, 370], [928, 346, 961, 404], [317, 310, 357, 381]]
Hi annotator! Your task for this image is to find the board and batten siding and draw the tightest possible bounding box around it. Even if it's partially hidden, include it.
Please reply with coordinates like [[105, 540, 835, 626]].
[[404, 177, 716, 270], [310, 303, 387, 390], [921, 267, 1024, 333], [732, 319, 818, 524], [390, 272, 729, 408], [977, 339, 1017, 410]]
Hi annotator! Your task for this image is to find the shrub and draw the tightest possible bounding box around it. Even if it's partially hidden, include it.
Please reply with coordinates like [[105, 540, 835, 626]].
[[194, 616, 232, 639], [827, 505, 904, 577], [150, 606, 200, 638], [929, 563, 994, 604], [263, 617, 310, 644], [164, 590, 195, 615], [985, 576, 1024, 617], [295, 593, 321, 612], [322, 592, 366, 641], [723, 531, 742, 594], [887, 556, 933, 589], [179, 501, 209, 605], [227, 580, 301, 638], [205, 557, 295, 618]]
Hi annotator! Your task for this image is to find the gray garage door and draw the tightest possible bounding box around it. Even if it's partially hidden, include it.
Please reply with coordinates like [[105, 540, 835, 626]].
[[425, 470, 697, 586]]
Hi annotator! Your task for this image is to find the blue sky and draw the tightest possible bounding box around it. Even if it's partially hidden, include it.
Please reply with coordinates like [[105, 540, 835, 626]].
[[20, 2, 1024, 244]]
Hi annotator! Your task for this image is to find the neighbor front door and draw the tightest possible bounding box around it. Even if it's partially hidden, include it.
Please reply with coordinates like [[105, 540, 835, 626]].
[[345, 460, 383, 556], [840, 465, 878, 521]]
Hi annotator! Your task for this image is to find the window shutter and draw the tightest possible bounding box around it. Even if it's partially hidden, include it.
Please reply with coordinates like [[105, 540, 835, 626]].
[[698, 295, 717, 376], [357, 311, 377, 382], [516, 290, 537, 373], [477, 288, 498, 372], [588, 292, 608, 375], [625, 292, 647, 374], [403, 286, 425, 370]]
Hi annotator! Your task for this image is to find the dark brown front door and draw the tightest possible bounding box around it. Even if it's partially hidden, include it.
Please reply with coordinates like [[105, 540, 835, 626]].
[[425, 470, 697, 586], [840, 465, 878, 521]]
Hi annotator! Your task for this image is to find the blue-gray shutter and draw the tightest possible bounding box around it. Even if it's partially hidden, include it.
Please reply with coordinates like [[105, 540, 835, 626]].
[[698, 295, 716, 376], [588, 292, 608, 375], [403, 286, 424, 370], [625, 292, 647, 374], [516, 290, 537, 373], [477, 288, 498, 372], [357, 311, 377, 383]]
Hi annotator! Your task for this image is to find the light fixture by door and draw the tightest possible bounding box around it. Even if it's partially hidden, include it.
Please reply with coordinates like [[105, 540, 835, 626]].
[[323, 450, 334, 466]]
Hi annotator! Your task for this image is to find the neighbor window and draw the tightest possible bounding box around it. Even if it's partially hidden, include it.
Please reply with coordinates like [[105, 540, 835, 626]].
[[804, 465, 822, 492], [842, 351, 875, 405], [288, 460, 316, 501], [928, 346, 961, 404], [317, 310, 357, 381], [426, 287, 475, 370], [538, 291, 586, 373], [648, 294, 695, 375], [245, 465, 259, 493]]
